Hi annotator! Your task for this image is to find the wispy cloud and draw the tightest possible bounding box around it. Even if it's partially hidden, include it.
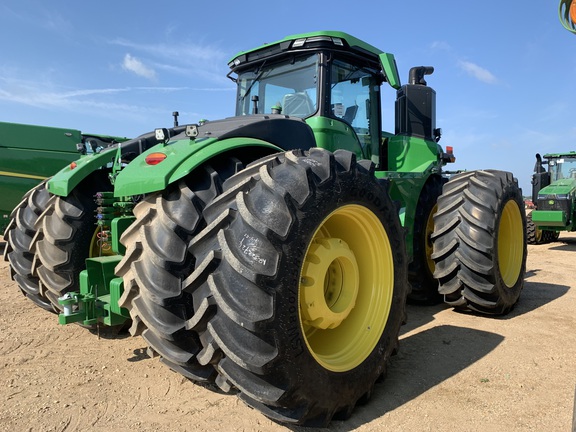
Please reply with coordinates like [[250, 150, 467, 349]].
[[122, 54, 157, 80], [0, 73, 184, 109], [457, 60, 498, 84], [430, 41, 452, 51], [39, 10, 72, 35], [0, 71, 233, 113], [111, 38, 226, 62], [430, 41, 499, 85], [0, 5, 72, 36], [109, 38, 228, 83]]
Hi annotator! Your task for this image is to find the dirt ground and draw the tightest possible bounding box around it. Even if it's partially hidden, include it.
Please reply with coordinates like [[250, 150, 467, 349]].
[[1, 234, 575, 432]]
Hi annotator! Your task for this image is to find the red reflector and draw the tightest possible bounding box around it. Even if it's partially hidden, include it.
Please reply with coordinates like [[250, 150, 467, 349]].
[[145, 152, 167, 165], [70, 162, 77, 169], [446, 146, 453, 153]]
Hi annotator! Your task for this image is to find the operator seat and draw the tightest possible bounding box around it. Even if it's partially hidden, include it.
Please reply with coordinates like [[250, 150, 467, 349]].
[[282, 92, 314, 117]]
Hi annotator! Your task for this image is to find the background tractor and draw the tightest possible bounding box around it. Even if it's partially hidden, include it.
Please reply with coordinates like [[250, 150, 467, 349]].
[[2, 31, 527, 426], [528, 151, 576, 244]]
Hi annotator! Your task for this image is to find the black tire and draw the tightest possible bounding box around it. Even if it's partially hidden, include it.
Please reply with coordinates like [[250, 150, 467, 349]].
[[32, 171, 113, 310], [431, 170, 527, 315], [526, 211, 547, 245], [407, 175, 446, 304], [183, 149, 408, 426], [3, 180, 54, 312], [115, 157, 244, 382]]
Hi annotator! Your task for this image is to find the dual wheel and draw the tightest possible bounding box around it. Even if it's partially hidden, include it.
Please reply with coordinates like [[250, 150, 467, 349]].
[[116, 149, 408, 426], [3, 174, 114, 312]]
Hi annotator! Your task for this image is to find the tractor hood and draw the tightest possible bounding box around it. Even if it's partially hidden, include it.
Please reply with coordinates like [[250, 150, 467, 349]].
[[537, 178, 576, 198]]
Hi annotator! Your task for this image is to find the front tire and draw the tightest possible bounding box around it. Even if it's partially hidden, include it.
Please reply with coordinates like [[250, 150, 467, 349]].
[[431, 170, 527, 315], [186, 149, 408, 426]]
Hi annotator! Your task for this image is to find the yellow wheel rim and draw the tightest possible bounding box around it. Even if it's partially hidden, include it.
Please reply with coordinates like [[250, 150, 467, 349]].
[[299, 204, 394, 372], [425, 204, 438, 275], [498, 201, 524, 287]]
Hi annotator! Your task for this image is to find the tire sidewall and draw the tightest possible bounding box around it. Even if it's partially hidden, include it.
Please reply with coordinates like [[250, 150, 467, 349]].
[[492, 178, 526, 306]]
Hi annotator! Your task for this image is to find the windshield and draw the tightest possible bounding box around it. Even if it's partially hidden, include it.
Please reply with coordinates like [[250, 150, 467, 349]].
[[235, 54, 318, 118], [548, 157, 576, 181]]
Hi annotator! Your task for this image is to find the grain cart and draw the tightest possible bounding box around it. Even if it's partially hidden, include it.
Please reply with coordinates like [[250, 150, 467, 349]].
[[3, 31, 527, 426], [528, 152, 576, 244], [0, 121, 126, 233]]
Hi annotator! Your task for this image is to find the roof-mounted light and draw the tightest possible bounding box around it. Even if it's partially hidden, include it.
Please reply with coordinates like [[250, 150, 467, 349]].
[[305, 36, 334, 43], [291, 36, 344, 49], [292, 38, 306, 48]]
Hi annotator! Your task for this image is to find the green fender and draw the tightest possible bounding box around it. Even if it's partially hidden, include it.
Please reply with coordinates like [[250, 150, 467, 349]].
[[47, 136, 281, 197], [47, 150, 116, 196]]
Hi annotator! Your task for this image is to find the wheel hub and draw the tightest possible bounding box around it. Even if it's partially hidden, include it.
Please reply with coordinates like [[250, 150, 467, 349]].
[[300, 238, 359, 329]]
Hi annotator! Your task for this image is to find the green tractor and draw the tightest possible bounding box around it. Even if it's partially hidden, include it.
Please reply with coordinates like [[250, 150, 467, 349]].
[[528, 151, 576, 244], [2, 31, 527, 426]]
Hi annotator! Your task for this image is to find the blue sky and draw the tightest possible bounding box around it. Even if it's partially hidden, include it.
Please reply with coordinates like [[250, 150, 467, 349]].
[[0, 1, 574, 193]]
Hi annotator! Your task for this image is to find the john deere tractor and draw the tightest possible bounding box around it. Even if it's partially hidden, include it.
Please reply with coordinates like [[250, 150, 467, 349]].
[[528, 152, 576, 244], [2, 31, 527, 426]]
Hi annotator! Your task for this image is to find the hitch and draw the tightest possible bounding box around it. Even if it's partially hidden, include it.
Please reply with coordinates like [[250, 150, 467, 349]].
[[58, 255, 130, 327]]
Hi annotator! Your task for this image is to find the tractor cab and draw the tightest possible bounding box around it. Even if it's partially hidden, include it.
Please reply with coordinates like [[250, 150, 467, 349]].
[[228, 32, 399, 165], [228, 31, 449, 174]]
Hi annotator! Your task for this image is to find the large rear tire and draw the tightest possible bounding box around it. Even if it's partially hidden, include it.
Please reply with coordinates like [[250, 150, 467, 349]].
[[407, 175, 445, 304], [431, 170, 527, 315], [115, 156, 244, 382], [32, 171, 113, 310], [3, 180, 54, 312], [184, 149, 408, 426]]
